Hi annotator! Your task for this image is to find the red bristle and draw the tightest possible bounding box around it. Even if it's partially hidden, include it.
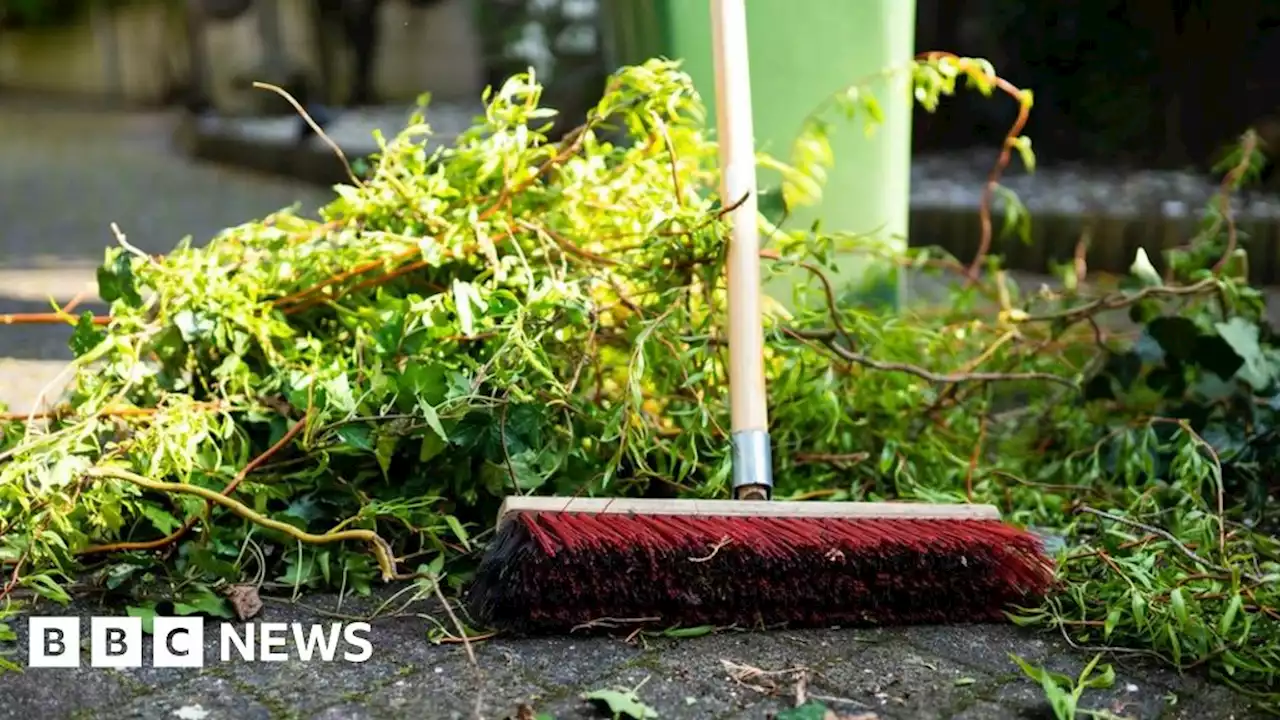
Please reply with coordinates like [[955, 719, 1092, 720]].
[[465, 511, 1053, 633]]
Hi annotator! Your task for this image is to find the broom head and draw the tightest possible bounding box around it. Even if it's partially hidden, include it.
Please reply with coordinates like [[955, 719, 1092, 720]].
[[465, 497, 1053, 633]]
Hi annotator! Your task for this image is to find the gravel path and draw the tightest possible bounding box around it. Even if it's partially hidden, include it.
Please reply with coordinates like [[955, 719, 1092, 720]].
[[0, 103, 1268, 719]]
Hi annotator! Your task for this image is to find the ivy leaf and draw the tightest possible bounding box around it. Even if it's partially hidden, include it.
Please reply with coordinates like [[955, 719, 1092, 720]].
[[69, 312, 107, 356], [581, 688, 659, 719], [1147, 317, 1199, 362], [1195, 333, 1246, 381], [399, 362, 448, 406], [140, 505, 182, 535], [337, 425, 374, 452], [375, 433, 398, 476], [324, 374, 357, 414], [1214, 318, 1275, 390], [283, 496, 323, 525], [96, 251, 143, 307], [173, 587, 234, 619], [126, 604, 158, 634], [507, 450, 548, 491]]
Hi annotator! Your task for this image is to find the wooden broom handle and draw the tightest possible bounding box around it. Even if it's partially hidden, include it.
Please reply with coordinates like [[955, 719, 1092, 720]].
[[711, 0, 768, 438]]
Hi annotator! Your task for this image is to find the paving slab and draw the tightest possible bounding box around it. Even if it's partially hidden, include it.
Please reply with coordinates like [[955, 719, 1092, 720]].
[[1, 588, 1269, 720]]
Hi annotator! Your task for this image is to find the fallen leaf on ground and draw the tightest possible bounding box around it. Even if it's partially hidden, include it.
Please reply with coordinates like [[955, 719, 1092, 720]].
[[582, 688, 659, 719], [773, 701, 879, 720], [222, 584, 263, 620]]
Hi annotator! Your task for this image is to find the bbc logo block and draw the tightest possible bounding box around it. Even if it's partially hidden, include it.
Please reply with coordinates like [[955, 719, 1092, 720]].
[[24, 616, 372, 668], [28, 616, 204, 669]]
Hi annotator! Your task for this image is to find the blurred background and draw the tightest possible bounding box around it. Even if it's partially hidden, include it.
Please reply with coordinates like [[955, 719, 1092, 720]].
[[4, 0, 1280, 407]]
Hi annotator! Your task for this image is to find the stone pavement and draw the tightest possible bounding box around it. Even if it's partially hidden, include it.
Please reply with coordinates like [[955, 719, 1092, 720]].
[[0, 588, 1264, 720], [0, 103, 1270, 719]]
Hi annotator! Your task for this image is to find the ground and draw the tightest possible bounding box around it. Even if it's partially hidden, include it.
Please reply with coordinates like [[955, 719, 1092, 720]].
[[0, 101, 1271, 719]]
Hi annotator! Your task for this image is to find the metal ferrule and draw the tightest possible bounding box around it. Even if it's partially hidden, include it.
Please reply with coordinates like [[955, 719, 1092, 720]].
[[731, 429, 773, 499]]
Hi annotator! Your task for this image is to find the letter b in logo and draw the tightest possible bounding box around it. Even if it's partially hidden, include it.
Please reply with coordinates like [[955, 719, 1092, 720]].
[[153, 617, 204, 668], [91, 617, 142, 668], [28, 617, 80, 668]]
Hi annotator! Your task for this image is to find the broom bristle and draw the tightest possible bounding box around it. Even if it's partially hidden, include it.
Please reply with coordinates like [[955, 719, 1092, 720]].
[[465, 511, 1053, 633]]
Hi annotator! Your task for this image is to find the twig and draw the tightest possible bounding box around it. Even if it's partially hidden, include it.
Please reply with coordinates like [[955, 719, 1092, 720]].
[[110, 222, 154, 262], [79, 414, 308, 556], [689, 536, 732, 563], [570, 616, 660, 633], [966, 416, 988, 502], [760, 250, 856, 349], [1022, 279, 1219, 326], [916, 51, 1031, 282], [426, 575, 476, 667], [271, 246, 419, 310], [792, 451, 870, 466], [85, 466, 399, 579], [787, 327, 1076, 387], [252, 82, 363, 188], [0, 312, 110, 326], [1075, 506, 1260, 584], [1, 401, 223, 424], [1211, 130, 1258, 274]]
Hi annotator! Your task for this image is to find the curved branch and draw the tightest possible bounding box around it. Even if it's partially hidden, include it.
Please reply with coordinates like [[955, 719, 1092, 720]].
[[87, 465, 398, 581]]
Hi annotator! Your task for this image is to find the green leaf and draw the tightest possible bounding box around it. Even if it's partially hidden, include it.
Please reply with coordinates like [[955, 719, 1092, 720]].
[[445, 515, 471, 551], [42, 455, 90, 492], [1131, 591, 1148, 630], [582, 688, 659, 720], [1147, 317, 1199, 362], [26, 574, 71, 604], [417, 400, 450, 443], [418, 431, 448, 462], [337, 424, 374, 452], [127, 604, 158, 634], [399, 362, 447, 406], [96, 251, 142, 306], [660, 625, 715, 638], [324, 374, 357, 414], [1220, 594, 1243, 637], [173, 310, 216, 342], [1012, 653, 1075, 720], [1170, 588, 1190, 628], [1214, 318, 1275, 390], [1129, 247, 1163, 288], [140, 505, 182, 535], [1078, 654, 1115, 690], [773, 701, 831, 720], [375, 433, 398, 476], [69, 312, 107, 356], [173, 587, 234, 619], [1104, 607, 1122, 639]]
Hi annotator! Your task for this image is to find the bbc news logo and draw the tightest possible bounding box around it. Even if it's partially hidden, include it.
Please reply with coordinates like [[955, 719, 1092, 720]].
[[26, 616, 373, 668]]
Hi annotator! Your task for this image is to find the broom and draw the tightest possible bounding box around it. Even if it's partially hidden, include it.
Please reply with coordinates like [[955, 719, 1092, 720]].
[[464, 0, 1053, 633]]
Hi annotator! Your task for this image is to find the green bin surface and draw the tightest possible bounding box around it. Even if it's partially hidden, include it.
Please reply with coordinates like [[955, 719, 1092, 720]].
[[600, 0, 916, 308]]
